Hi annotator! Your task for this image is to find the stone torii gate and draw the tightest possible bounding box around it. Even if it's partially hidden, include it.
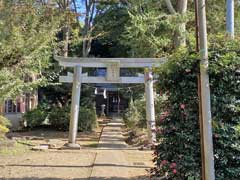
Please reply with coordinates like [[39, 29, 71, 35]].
[[55, 56, 165, 148]]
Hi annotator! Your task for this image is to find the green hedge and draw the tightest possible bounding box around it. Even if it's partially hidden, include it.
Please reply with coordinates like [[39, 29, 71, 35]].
[[47, 105, 70, 131], [24, 104, 98, 132], [48, 105, 98, 132], [123, 95, 166, 129], [151, 45, 240, 179], [23, 105, 48, 128], [123, 99, 142, 129]]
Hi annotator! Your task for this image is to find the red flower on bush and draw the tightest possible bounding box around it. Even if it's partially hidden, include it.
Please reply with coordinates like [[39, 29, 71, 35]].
[[170, 162, 177, 169], [163, 111, 170, 116], [159, 116, 165, 123], [180, 104, 185, 109], [213, 133, 219, 139], [159, 111, 170, 123], [156, 127, 162, 134], [161, 160, 168, 165], [172, 169, 177, 174]]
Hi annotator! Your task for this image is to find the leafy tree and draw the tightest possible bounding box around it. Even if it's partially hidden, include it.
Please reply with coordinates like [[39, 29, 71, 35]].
[[0, 0, 62, 102], [120, 0, 240, 57], [121, 0, 172, 57], [91, 1, 130, 57]]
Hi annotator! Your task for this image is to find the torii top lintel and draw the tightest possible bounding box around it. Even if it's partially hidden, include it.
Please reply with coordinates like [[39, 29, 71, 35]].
[[55, 56, 166, 68]]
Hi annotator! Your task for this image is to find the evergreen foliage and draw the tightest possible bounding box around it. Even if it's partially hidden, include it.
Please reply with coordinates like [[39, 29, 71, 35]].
[[48, 105, 98, 132], [92, 2, 130, 57], [123, 99, 142, 129], [23, 104, 49, 128], [24, 103, 98, 132], [122, 0, 174, 57], [0, 0, 62, 102], [152, 39, 240, 179]]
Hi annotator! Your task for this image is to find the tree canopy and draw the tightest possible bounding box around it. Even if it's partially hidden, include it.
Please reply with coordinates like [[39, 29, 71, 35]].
[[0, 0, 62, 102]]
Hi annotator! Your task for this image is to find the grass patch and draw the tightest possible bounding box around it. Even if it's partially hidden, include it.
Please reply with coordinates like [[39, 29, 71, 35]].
[[0, 140, 30, 156], [83, 142, 98, 148]]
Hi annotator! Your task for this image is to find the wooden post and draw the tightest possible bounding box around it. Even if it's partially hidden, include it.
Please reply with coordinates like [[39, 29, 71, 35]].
[[107, 92, 109, 115], [19, 97, 25, 113], [198, 0, 215, 179], [0, 104, 3, 115], [194, 1, 206, 178], [65, 66, 82, 149], [145, 68, 156, 144]]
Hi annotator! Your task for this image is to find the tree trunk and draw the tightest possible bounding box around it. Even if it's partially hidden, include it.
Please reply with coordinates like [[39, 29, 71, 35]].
[[82, 0, 96, 57], [165, 0, 188, 48], [64, 0, 71, 57], [63, 25, 69, 57], [56, 0, 71, 57], [164, 0, 176, 14], [174, 0, 188, 48]]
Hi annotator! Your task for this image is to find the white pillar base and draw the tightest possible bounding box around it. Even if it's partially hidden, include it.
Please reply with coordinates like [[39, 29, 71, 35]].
[[62, 143, 81, 150]]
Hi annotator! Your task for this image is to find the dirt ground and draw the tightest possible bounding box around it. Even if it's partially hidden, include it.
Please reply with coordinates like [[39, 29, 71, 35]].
[[0, 128, 100, 180], [0, 118, 153, 180]]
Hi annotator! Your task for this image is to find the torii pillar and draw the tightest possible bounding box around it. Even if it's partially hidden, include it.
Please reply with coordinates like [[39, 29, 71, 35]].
[[64, 66, 82, 149], [145, 68, 156, 144]]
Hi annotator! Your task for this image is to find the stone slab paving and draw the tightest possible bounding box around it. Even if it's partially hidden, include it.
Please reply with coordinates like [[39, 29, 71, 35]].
[[90, 116, 130, 180]]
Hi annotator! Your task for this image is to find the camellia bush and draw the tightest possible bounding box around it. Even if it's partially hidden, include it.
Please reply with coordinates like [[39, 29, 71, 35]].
[[151, 40, 240, 179]]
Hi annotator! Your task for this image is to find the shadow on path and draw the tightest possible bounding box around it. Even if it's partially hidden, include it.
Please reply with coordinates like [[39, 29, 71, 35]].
[[6, 163, 151, 169], [1, 176, 149, 180]]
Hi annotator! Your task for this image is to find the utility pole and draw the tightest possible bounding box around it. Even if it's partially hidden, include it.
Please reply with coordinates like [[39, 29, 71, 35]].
[[198, 0, 215, 179], [226, 0, 235, 39], [194, 0, 206, 179]]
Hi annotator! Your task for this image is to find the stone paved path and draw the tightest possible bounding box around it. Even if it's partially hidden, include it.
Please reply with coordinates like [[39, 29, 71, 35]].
[[90, 116, 130, 179]]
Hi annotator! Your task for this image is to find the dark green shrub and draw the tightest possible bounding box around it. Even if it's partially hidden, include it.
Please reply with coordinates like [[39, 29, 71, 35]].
[[48, 105, 70, 131], [78, 107, 98, 131], [124, 95, 166, 129], [123, 99, 141, 129], [133, 97, 147, 128], [48, 105, 97, 132], [23, 106, 48, 128], [151, 44, 240, 179]]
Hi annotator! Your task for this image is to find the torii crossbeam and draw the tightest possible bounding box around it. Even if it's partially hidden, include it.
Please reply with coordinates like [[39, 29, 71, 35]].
[[55, 56, 166, 149]]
